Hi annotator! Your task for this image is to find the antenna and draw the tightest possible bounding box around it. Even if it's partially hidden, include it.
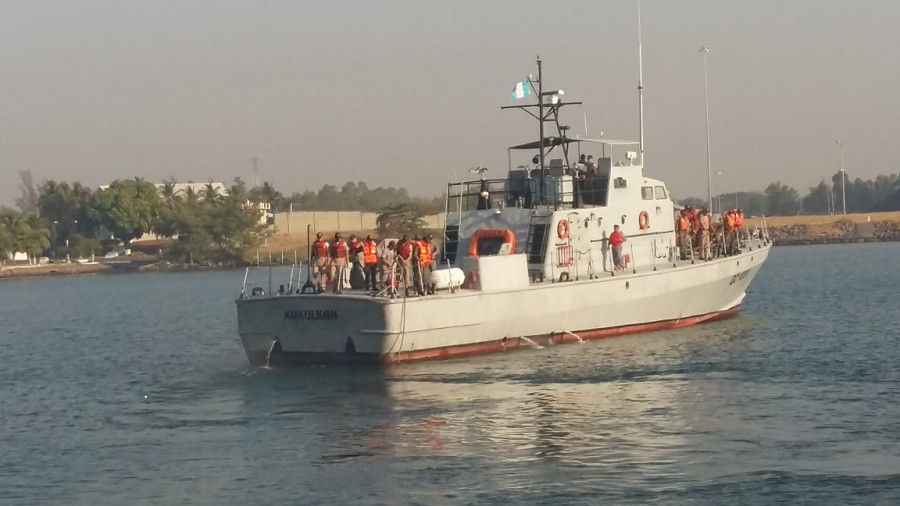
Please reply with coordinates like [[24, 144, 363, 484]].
[[637, 0, 645, 168], [701, 46, 712, 213]]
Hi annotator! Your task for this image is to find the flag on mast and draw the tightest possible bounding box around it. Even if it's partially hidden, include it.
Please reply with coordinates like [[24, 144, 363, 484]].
[[510, 81, 531, 99]]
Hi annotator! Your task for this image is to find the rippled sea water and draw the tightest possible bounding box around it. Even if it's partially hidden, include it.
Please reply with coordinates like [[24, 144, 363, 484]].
[[2, 243, 900, 505]]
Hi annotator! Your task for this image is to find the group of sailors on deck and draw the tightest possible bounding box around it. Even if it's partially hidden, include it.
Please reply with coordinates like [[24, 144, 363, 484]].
[[310, 232, 438, 296], [676, 207, 746, 261]]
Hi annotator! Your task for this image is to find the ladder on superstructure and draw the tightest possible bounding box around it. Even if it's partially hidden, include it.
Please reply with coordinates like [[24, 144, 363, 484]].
[[524, 213, 550, 280]]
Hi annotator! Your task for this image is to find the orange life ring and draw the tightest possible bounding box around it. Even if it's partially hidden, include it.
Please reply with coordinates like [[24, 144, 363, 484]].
[[467, 228, 517, 257], [638, 211, 650, 230], [557, 219, 570, 239]]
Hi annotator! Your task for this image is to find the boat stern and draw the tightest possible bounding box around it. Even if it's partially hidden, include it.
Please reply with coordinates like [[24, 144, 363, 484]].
[[235, 293, 391, 366]]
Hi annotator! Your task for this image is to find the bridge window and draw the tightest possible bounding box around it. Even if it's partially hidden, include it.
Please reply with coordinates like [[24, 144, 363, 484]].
[[641, 186, 654, 200], [654, 186, 667, 199]]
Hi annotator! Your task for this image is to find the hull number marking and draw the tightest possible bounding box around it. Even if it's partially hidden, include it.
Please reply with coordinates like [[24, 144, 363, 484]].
[[284, 309, 338, 321], [728, 269, 750, 286]]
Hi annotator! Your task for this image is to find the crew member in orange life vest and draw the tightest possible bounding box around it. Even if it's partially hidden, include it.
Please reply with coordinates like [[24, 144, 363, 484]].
[[676, 209, 691, 260], [414, 235, 431, 295], [310, 232, 330, 293], [724, 210, 737, 255], [329, 232, 349, 294], [409, 235, 426, 296], [362, 235, 379, 292]]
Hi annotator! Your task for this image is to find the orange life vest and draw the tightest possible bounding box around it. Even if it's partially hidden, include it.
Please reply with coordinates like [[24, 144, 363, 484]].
[[725, 213, 736, 229], [313, 239, 329, 259], [678, 216, 690, 231], [736, 212, 744, 228], [330, 239, 348, 259], [418, 241, 432, 265], [363, 240, 378, 265]]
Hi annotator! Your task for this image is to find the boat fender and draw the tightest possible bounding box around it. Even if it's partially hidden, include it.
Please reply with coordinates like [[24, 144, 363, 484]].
[[639, 211, 650, 230], [557, 219, 569, 240], [251, 287, 265, 296], [558, 272, 570, 283], [466, 270, 478, 289]]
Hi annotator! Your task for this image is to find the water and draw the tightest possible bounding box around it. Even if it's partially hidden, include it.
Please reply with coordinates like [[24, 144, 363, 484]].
[[2, 243, 900, 505]]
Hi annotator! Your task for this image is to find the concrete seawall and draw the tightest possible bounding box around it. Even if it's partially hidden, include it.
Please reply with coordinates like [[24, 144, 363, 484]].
[[768, 220, 900, 246]]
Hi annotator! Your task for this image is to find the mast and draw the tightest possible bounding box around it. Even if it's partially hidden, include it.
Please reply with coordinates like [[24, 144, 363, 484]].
[[501, 58, 581, 206], [701, 46, 712, 213], [537, 56, 545, 202], [637, 0, 645, 168]]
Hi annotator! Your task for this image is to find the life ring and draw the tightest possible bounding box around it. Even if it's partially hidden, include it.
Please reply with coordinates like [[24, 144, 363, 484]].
[[251, 287, 265, 296], [466, 270, 478, 289], [468, 228, 517, 257], [638, 211, 650, 230], [557, 219, 570, 240]]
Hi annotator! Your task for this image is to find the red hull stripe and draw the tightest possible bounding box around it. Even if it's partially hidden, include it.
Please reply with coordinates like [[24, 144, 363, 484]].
[[385, 305, 741, 364]]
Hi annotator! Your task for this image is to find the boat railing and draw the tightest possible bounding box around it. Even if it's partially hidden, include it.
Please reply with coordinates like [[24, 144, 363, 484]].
[[447, 174, 610, 211]]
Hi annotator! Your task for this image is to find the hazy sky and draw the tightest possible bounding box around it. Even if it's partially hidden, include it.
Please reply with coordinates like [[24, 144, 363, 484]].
[[3, 0, 899, 207]]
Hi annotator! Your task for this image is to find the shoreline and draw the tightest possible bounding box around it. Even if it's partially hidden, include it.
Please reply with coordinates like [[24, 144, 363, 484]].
[[4, 218, 900, 281]]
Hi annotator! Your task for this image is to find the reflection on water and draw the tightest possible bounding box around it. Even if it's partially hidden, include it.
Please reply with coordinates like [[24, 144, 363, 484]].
[[5, 245, 900, 504]]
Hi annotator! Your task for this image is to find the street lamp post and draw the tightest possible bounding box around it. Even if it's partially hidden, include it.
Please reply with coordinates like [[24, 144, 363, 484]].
[[716, 171, 723, 215], [52, 220, 58, 259], [700, 46, 712, 213], [836, 139, 847, 216]]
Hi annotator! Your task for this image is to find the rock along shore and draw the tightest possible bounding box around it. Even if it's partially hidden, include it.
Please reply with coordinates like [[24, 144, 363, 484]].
[[767, 220, 900, 246]]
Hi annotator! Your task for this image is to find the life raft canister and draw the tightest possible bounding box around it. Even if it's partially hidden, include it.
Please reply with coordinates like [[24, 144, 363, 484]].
[[639, 211, 650, 230], [467, 228, 517, 257], [557, 219, 570, 239]]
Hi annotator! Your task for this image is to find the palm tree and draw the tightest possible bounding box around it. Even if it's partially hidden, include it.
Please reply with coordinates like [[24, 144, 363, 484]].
[[161, 179, 180, 209], [37, 180, 71, 223], [21, 214, 50, 263], [181, 186, 200, 207], [200, 182, 222, 205]]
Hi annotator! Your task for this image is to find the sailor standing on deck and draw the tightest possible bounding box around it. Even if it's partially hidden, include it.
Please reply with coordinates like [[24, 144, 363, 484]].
[[329, 233, 349, 294], [416, 235, 433, 295], [380, 240, 397, 293], [610, 224, 626, 271], [311, 232, 330, 293], [397, 235, 416, 296], [424, 234, 438, 293], [362, 235, 379, 292], [724, 210, 737, 255], [410, 235, 426, 296], [676, 209, 691, 260], [699, 208, 711, 260]]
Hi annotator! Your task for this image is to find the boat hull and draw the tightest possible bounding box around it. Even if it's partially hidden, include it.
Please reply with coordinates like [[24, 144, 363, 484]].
[[236, 244, 770, 366]]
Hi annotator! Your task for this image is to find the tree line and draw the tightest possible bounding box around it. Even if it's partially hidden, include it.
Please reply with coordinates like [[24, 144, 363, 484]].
[[678, 170, 900, 217], [1, 172, 444, 264], [240, 178, 444, 214]]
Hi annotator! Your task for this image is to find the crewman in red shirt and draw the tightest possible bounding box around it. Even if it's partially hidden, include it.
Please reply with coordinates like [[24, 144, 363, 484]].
[[609, 224, 626, 271], [397, 235, 416, 296]]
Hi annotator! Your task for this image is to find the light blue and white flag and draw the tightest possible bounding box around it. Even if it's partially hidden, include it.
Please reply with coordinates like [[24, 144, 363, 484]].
[[510, 81, 531, 99]]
